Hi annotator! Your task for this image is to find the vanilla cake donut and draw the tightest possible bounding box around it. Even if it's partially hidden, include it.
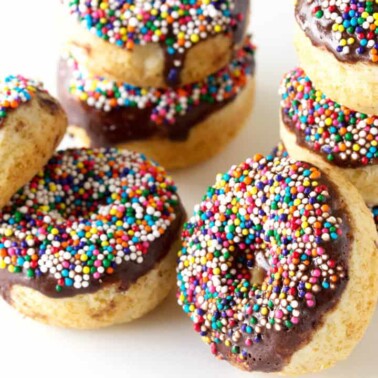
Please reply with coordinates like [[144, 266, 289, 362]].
[[62, 0, 250, 88], [177, 154, 378, 374], [0, 75, 66, 208], [294, 0, 378, 114], [0, 148, 185, 329], [58, 40, 255, 170], [280, 67, 378, 204]]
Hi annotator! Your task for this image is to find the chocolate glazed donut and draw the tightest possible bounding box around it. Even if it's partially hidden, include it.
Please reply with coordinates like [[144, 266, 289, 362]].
[[57, 41, 255, 147], [0, 149, 185, 300], [177, 155, 378, 374]]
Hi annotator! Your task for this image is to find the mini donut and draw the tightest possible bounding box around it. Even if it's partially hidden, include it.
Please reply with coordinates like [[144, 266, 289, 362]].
[[177, 154, 378, 375], [294, 0, 378, 114], [58, 40, 255, 170], [0, 148, 185, 329], [61, 0, 250, 88], [0, 75, 66, 208], [280, 67, 378, 204]]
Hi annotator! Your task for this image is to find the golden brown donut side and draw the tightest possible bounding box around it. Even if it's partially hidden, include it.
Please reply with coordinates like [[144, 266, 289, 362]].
[[5, 238, 180, 329], [294, 25, 378, 115], [64, 21, 241, 89], [0, 91, 67, 208]]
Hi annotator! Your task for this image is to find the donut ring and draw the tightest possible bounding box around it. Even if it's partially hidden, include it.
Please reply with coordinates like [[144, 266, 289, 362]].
[[0, 148, 185, 329], [294, 0, 378, 114], [177, 155, 378, 375], [58, 40, 255, 170], [280, 67, 378, 204], [62, 0, 250, 88], [0, 75, 66, 208]]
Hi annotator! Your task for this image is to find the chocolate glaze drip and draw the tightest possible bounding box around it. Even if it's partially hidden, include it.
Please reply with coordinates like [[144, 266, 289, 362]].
[[281, 110, 377, 169], [295, 0, 375, 64], [57, 54, 254, 146], [214, 175, 351, 372], [0, 204, 185, 299], [163, 0, 250, 87]]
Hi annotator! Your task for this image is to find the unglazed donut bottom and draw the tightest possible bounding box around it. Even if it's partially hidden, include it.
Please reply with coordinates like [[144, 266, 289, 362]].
[[69, 77, 255, 170], [0, 91, 66, 208], [5, 239, 179, 329], [65, 20, 243, 89], [294, 25, 378, 115], [280, 117, 378, 205]]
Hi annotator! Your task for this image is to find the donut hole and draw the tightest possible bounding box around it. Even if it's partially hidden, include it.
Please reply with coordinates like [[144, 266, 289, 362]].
[[249, 252, 270, 286], [249, 266, 266, 286]]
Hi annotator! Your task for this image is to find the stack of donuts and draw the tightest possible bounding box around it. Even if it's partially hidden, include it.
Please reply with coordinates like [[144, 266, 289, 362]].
[[58, 0, 255, 169], [1, 1, 378, 377]]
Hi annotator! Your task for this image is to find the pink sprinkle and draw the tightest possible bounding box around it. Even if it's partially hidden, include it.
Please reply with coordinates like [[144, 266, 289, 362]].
[[291, 317, 300, 324], [275, 310, 283, 319]]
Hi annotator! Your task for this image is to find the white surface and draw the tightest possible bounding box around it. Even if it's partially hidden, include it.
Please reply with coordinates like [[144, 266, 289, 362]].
[[0, 1, 377, 378]]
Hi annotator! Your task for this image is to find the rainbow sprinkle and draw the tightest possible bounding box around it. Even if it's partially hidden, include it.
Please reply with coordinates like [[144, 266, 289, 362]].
[[63, 0, 245, 61], [270, 142, 288, 159], [68, 40, 255, 124], [177, 155, 346, 361], [0, 148, 179, 293], [280, 67, 378, 168], [0, 75, 42, 124], [297, 0, 378, 62]]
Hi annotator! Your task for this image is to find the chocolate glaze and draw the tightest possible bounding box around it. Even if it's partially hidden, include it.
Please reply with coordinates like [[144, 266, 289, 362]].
[[281, 109, 377, 169], [295, 0, 375, 64], [0, 203, 185, 300], [57, 54, 255, 146], [163, 0, 250, 87], [215, 174, 351, 372]]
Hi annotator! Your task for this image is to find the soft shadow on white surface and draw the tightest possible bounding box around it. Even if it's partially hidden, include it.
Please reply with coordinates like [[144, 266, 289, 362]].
[[0, 1, 376, 378], [0, 295, 377, 378]]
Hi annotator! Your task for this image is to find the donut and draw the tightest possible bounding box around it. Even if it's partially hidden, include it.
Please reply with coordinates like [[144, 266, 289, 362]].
[[0, 148, 185, 329], [280, 67, 378, 204], [294, 0, 378, 114], [177, 154, 378, 374], [58, 40, 255, 170], [0, 75, 66, 208], [61, 0, 250, 88]]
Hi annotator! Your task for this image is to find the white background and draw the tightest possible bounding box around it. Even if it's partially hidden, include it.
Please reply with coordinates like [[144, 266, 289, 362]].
[[0, 1, 377, 377]]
